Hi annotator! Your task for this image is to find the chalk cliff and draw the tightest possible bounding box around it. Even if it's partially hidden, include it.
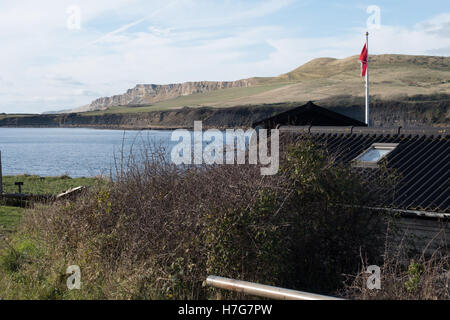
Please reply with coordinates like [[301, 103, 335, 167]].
[[76, 80, 256, 112]]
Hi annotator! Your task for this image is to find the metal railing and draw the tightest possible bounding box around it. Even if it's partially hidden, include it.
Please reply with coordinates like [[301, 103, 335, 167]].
[[206, 276, 343, 300]]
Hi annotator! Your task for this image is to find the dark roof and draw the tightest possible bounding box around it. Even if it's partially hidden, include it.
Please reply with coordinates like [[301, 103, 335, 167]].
[[253, 101, 366, 129], [280, 126, 450, 214]]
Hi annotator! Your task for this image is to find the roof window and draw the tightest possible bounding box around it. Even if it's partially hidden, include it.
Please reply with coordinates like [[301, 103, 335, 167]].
[[353, 143, 398, 168]]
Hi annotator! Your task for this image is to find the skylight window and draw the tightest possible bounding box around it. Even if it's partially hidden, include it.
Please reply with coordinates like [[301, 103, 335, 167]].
[[353, 143, 398, 168]]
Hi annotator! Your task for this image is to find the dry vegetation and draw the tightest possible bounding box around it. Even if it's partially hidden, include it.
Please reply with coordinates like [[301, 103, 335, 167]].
[[342, 246, 449, 300], [0, 138, 448, 300], [217, 55, 450, 107]]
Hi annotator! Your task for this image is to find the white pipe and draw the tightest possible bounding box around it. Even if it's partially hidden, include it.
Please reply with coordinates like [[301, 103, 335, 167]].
[[206, 276, 343, 300], [365, 32, 370, 127]]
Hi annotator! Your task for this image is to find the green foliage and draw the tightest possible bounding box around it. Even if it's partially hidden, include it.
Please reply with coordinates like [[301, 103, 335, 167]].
[[276, 139, 391, 292], [204, 190, 286, 286], [0, 237, 40, 273], [405, 260, 425, 293], [0, 206, 25, 235]]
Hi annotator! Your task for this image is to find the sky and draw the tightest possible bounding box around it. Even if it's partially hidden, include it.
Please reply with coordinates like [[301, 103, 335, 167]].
[[0, 0, 449, 114]]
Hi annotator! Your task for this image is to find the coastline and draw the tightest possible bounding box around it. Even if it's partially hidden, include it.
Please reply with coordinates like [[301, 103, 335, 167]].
[[0, 105, 291, 131], [2, 97, 449, 130], [0, 124, 195, 131]]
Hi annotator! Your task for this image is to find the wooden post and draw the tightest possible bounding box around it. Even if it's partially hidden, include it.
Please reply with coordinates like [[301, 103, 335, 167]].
[[0, 150, 3, 195], [15, 182, 23, 194]]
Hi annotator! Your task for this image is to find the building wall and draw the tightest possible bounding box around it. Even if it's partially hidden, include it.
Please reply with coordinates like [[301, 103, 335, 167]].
[[393, 217, 449, 256]]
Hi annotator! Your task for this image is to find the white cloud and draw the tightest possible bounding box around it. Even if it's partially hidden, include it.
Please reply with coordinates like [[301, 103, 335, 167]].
[[415, 13, 450, 36], [0, 1, 449, 114]]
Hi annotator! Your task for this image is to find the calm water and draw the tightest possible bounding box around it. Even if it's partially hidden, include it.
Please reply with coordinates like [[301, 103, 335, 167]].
[[0, 128, 174, 177]]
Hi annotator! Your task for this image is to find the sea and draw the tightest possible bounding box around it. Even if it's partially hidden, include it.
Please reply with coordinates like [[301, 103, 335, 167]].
[[0, 128, 175, 177], [0, 127, 252, 177]]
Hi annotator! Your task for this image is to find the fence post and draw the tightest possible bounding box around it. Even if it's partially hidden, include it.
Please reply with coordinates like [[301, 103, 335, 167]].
[[0, 150, 3, 195]]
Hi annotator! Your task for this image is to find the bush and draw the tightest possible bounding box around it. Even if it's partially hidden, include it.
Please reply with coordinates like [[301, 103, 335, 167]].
[[273, 138, 392, 292], [0, 138, 396, 299]]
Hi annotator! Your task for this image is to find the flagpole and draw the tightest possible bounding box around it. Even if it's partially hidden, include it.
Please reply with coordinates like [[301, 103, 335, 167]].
[[365, 32, 370, 126]]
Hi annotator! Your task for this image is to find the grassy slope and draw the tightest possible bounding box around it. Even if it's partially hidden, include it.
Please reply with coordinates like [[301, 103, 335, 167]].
[[0, 206, 24, 235], [2, 175, 102, 195], [211, 55, 450, 107], [82, 54, 450, 115], [82, 82, 294, 115]]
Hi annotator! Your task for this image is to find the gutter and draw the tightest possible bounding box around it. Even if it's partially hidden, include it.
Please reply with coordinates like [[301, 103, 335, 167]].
[[337, 203, 450, 221]]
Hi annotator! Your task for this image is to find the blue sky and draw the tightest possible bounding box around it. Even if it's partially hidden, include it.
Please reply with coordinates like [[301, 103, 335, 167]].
[[0, 0, 449, 113]]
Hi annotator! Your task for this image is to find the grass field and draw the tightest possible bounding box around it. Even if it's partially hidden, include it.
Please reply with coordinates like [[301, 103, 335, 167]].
[[2, 175, 103, 195], [0, 175, 103, 241], [0, 206, 25, 236]]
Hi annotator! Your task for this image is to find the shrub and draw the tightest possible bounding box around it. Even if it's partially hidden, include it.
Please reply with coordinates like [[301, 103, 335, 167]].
[[0, 138, 397, 299]]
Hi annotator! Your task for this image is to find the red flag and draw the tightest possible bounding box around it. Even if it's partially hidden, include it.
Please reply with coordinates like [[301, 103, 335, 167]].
[[359, 43, 368, 77]]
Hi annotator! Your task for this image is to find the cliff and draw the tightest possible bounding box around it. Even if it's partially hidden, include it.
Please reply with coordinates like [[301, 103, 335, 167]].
[[2, 98, 448, 130], [76, 80, 256, 112], [0, 105, 289, 130]]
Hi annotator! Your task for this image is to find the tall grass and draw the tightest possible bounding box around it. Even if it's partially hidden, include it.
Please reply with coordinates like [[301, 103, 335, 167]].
[[342, 241, 449, 300]]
